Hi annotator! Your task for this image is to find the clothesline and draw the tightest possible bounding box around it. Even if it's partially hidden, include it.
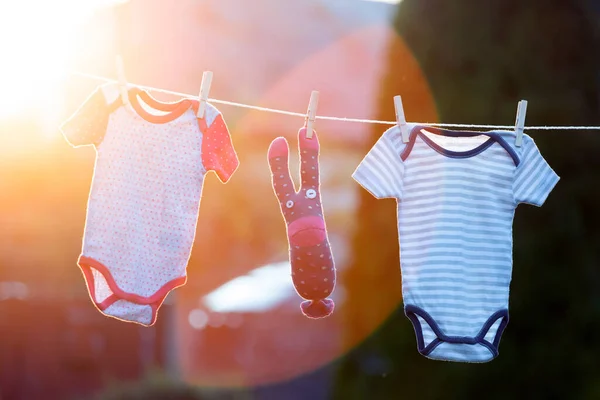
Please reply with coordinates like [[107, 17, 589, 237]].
[[71, 71, 600, 131]]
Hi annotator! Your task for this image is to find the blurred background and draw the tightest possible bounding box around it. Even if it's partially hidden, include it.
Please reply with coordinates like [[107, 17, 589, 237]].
[[0, 0, 599, 399]]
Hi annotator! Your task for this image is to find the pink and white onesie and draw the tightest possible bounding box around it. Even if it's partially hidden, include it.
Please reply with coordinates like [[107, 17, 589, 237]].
[[61, 83, 239, 326]]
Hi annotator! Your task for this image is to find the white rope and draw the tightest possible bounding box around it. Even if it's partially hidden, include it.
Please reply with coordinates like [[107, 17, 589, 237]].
[[71, 71, 600, 130]]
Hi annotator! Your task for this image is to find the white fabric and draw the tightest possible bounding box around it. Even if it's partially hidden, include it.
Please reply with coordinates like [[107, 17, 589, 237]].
[[353, 123, 559, 362], [62, 83, 232, 325]]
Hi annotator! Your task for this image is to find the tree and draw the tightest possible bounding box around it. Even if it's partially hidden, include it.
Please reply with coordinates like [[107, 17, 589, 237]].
[[334, 1, 600, 398]]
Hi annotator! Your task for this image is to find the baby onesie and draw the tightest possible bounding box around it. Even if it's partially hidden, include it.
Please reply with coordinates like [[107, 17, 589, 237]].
[[60, 83, 239, 326], [352, 124, 559, 363]]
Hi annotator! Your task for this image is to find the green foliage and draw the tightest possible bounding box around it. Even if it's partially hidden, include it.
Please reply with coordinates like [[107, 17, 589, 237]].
[[334, 0, 600, 399], [81, 370, 253, 400]]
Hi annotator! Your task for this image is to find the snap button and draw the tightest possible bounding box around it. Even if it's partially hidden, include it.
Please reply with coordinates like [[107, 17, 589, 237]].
[[306, 189, 317, 199], [286, 200, 294, 208]]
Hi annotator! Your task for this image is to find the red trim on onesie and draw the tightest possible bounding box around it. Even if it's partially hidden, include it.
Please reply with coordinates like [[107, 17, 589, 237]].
[[78, 255, 187, 326], [191, 101, 239, 183], [128, 88, 193, 124]]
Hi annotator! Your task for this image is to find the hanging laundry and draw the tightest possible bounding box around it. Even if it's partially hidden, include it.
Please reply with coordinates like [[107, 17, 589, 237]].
[[60, 83, 239, 326], [352, 124, 559, 362], [267, 127, 336, 318]]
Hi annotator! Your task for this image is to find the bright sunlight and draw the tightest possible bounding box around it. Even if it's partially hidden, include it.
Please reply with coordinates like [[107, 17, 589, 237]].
[[0, 0, 124, 119]]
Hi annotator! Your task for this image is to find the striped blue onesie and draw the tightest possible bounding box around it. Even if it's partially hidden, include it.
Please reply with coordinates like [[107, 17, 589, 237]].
[[352, 124, 559, 363]]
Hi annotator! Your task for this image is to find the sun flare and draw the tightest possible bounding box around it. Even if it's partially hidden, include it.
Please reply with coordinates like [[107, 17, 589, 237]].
[[0, 0, 124, 119]]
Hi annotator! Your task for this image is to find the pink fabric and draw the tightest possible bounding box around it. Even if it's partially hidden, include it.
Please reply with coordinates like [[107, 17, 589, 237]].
[[267, 127, 336, 319], [61, 84, 239, 326], [288, 216, 327, 247]]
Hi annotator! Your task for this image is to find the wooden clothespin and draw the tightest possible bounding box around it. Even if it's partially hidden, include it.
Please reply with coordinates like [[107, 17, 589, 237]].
[[115, 55, 129, 106], [305, 90, 319, 139], [514, 99, 528, 147], [197, 71, 213, 119], [394, 95, 410, 143]]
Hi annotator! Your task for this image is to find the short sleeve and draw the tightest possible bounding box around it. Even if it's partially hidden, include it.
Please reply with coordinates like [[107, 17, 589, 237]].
[[513, 135, 560, 206], [60, 87, 109, 148], [201, 113, 239, 183], [352, 127, 405, 199]]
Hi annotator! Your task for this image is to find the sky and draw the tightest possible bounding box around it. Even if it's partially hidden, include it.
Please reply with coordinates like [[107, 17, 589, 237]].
[[0, 0, 126, 119], [0, 0, 401, 152], [0, 0, 399, 118]]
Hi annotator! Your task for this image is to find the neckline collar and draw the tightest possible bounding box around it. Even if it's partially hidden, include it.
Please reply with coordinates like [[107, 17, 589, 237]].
[[127, 88, 196, 124], [400, 125, 520, 166], [417, 126, 496, 158]]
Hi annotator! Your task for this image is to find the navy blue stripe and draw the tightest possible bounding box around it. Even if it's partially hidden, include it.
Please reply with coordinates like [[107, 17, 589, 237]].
[[400, 128, 418, 161], [401, 125, 520, 166], [418, 129, 496, 158], [404, 304, 508, 357]]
